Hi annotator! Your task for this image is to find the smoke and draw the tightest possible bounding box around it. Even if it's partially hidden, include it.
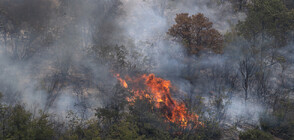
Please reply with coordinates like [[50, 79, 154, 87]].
[[0, 0, 122, 117], [0, 53, 48, 107], [117, 0, 263, 126], [119, 0, 244, 75], [227, 97, 264, 125], [0, 0, 271, 126]]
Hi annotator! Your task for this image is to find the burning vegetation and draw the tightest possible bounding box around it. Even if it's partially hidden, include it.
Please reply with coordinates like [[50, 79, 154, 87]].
[[115, 73, 202, 128]]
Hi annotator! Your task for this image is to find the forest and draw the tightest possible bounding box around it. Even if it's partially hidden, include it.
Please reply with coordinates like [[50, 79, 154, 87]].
[[0, 0, 293, 139]]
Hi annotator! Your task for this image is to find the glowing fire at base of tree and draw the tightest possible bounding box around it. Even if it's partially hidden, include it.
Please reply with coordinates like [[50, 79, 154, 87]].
[[115, 73, 202, 128]]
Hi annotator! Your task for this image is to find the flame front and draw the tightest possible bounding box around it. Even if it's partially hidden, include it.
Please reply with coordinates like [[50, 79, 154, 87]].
[[116, 73, 201, 128]]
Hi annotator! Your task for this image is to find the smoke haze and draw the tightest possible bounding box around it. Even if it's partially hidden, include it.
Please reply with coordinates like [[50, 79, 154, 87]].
[[0, 0, 291, 129]]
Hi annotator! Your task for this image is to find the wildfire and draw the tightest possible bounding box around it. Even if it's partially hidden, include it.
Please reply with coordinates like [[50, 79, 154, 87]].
[[115, 74, 128, 88], [115, 73, 202, 128]]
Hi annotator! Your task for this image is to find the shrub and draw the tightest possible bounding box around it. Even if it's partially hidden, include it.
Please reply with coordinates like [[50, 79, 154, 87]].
[[239, 129, 274, 140]]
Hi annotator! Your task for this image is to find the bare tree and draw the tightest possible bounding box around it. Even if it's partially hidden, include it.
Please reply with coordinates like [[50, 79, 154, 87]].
[[239, 56, 256, 102]]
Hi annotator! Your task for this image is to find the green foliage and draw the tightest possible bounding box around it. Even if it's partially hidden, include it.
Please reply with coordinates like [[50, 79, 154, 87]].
[[83, 120, 101, 140], [62, 111, 101, 140], [94, 96, 222, 140], [283, 0, 294, 9], [198, 121, 224, 138], [239, 129, 274, 140], [6, 105, 34, 139], [0, 78, 221, 140], [260, 107, 294, 139], [237, 0, 294, 47], [257, 98, 294, 139], [229, 0, 248, 11], [0, 104, 54, 140], [62, 123, 101, 140], [106, 120, 144, 140], [30, 112, 55, 140], [128, 98, 172, 140]]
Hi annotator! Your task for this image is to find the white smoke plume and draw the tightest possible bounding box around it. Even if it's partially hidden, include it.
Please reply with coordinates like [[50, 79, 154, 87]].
[[0, 0, 259, 124]]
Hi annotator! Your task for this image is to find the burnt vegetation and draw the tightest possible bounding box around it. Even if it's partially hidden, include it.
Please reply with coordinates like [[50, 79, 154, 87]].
[[0, 0, 294, 139]]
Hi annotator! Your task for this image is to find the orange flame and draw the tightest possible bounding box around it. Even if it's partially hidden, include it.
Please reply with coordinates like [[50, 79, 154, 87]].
[[115, 74, 128, 88], [115, 73, 202, 128]]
